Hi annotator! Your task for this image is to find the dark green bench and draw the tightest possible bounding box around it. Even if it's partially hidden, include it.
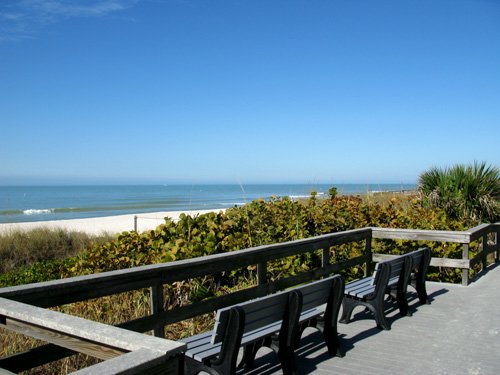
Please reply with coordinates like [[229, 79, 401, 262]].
[[239, 274, 345, 370], [181, 274, 344, 374], [339, 247, 431, 330]]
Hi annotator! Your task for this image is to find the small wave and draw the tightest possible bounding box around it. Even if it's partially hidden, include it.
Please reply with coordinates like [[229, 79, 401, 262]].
[[289, 195, 308, 199], [23, 208, 54, 215]]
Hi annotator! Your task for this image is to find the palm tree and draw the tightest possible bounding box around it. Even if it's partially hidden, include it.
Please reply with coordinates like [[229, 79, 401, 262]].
[[418, 161, 500, 223]]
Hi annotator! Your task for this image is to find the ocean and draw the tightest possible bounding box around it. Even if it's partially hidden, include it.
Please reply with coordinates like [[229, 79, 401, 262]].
[[0, 184, 416, 223]]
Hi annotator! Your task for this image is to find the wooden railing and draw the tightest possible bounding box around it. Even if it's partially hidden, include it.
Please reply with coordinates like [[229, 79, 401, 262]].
[[0, 223, 498, 374], [372, 223, 500, 286]]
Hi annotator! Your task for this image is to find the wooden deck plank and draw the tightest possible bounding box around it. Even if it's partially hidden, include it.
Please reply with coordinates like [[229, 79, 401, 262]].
[[248, 263, 500, 374]]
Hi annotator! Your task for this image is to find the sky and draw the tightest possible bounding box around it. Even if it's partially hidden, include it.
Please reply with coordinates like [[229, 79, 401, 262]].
[[0, 0, 499, 185]]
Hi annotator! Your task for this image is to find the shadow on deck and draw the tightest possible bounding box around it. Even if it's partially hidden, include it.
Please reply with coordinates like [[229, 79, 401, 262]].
[[245, 263, 500, 375]]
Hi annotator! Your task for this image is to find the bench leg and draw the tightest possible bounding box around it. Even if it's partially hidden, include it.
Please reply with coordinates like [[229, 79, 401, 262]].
[[339, 297, 357, 324], [184, 357, 222, 375], [340, 296, 390, 330], [415, 279, 430, 305], [238, 339, 267, 370], [388, 286, 411, 317], [396, 290, 411, 317], [370, 300, 390, 330], [278, 346, 298, 375], [317, 317, 345, 357]]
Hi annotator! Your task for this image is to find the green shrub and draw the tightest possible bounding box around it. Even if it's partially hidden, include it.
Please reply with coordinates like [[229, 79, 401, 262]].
[[0, 228, 111, 275]]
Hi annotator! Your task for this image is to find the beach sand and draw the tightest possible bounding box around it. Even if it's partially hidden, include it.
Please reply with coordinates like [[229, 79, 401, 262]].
[[0, 209, 223, 236]]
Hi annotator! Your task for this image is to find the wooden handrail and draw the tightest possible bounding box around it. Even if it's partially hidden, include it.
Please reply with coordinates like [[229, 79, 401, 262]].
[[0, 297, 185, 373], [0, 228, 371, 307]]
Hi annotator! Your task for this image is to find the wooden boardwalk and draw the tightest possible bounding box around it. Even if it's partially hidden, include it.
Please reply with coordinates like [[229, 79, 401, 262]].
[[244, 264, 500, 375]]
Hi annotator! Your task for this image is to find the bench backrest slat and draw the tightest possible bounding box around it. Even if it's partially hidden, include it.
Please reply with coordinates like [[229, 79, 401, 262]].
[[409, 248, 426, 270], [371, 255, 410, 286], [371, 262, 384, 286], [387, 257, 406, 278], [212, 291, 292, 344], [292, 275, 338, 311]]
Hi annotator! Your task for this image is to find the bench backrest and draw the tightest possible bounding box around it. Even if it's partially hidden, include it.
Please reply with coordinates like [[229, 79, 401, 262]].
[[211, 289, 302, 345], [408, 247, 431, 272], [371, 247, 431, 288], [371, 255, 412, 287], [293, 275, 344, 312]]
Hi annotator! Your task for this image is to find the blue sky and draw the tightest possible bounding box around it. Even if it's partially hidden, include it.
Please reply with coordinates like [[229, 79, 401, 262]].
[[1, 0, 499, 185]]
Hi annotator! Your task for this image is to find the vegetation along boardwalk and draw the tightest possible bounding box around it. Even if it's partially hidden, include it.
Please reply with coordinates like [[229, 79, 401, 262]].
[[247, 264, 500, 375]]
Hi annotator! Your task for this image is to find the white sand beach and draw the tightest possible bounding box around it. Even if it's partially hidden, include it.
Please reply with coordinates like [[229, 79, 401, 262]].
[[0, 209, 223, 236]]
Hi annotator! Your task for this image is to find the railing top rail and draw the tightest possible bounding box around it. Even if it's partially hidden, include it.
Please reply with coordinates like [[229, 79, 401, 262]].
[[467, 223, 498, 242], [372, 223, 499, 243], [371, 227, 470, 243], [0, 228, 371, 306], [0, 297, 185, 358]]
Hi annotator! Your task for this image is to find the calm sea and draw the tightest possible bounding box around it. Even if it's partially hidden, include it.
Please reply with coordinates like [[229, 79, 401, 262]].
[[0, 184, 415, 223]]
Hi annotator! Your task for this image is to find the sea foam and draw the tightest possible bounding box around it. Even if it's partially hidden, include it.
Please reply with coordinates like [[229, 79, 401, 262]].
[[23, 209, 54, 215]]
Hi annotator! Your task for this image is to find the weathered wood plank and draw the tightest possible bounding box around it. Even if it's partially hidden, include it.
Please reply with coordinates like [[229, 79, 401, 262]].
[[0, 298, 185, 360], [371, 227, 471, 243], [150, 282, 164, 338], [468, 223, 495, 243], [462, 243, 470, 286], [4, 318, 125, 360], [372, 253, 470, 269], [72, 348, 181, 375]]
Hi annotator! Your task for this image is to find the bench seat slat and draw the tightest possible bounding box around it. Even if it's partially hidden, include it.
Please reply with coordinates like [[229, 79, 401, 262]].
[[347, 284, 375, 298], [346, 277, 373, 288], [345, 278, 375, 297], [212, 292, 290, 343], [183, 319, 286, 362]]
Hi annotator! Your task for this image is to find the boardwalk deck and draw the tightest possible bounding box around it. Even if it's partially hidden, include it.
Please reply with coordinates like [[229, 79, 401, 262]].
[[244, 264, 500, 375]]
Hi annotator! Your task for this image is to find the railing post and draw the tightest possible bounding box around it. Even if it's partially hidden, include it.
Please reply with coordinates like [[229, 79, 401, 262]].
[[257, 262, 267, 285], [494, 232, 500, 263], [462, 243, 470, 286], [495, 227, 499, 263], [134, 215, 138, 232], [150, 282, 165, 337], [364, 232, 373, 277], [482, 234, 488, 270], [322, 247, 329, 268]]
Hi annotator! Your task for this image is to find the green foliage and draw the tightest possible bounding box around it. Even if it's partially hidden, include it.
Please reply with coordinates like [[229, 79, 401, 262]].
[[0, 258, 77, 287], [418, 161, 500, 223]]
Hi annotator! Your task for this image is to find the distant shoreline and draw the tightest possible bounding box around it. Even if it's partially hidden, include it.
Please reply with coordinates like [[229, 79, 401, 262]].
[[0, 184, 416, 225], [0, 209, 224, 236]]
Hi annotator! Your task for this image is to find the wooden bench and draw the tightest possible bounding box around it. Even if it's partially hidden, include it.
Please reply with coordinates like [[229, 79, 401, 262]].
[[180, 288, 302, 375], [180, 274, 344, 374], [339, 247, 431, 330], [239, 275, 345, 370]]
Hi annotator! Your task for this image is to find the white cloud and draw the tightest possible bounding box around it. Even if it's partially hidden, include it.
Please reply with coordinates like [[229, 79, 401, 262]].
[[0, 0, 142, 41]]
